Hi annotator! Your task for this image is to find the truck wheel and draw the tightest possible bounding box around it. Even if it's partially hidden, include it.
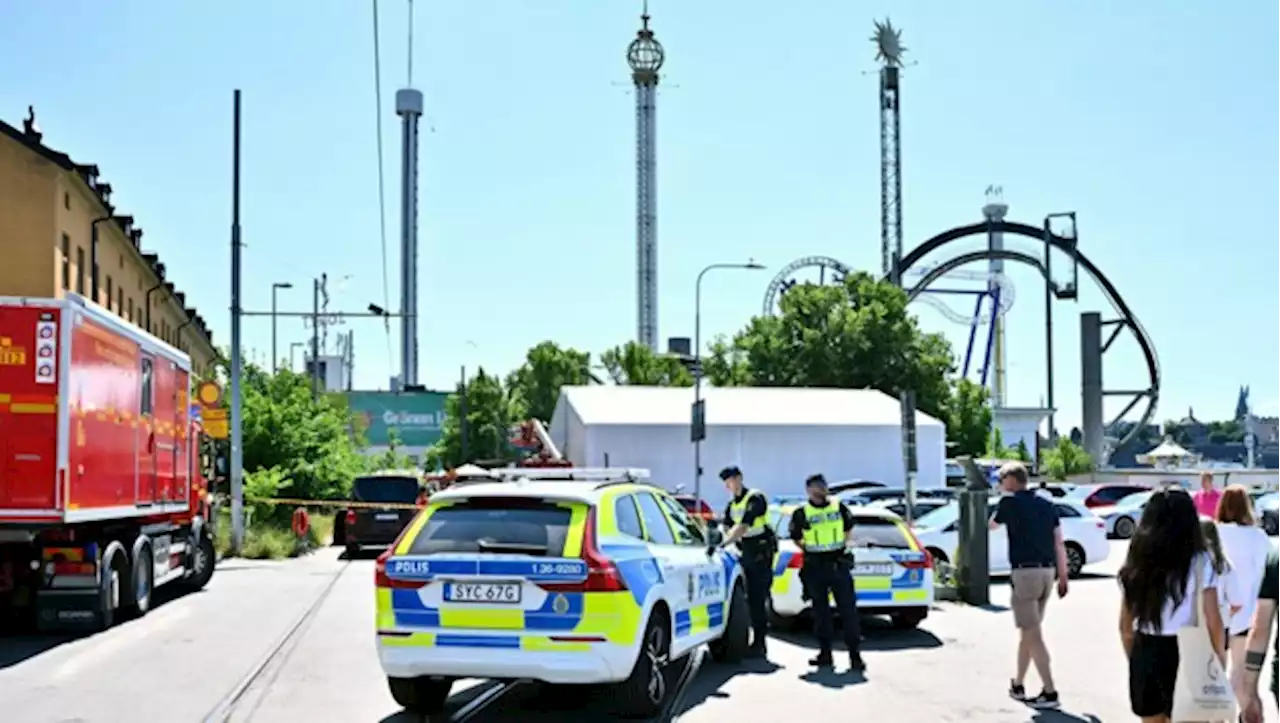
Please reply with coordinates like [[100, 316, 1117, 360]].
[[125, 547, 154, 618], [611, 612, 670, 719], [96, 562, 121, 631], [183, 533, 216, 592], [387, 676, 452, 714], [709, 582, 750, 663]]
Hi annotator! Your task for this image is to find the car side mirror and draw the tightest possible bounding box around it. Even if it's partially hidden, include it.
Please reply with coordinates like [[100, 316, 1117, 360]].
[[705, 527, 724, 546]]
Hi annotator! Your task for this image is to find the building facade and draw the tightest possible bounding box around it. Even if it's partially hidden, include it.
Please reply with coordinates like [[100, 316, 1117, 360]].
[[0, 108, 215, 375]]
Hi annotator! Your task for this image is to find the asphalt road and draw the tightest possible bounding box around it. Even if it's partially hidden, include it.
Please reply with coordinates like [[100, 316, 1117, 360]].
[[2, 540, 1276, 723]]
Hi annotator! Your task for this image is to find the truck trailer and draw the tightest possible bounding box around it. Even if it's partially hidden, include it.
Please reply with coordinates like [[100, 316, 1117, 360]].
[[0, 293, 216, 632]]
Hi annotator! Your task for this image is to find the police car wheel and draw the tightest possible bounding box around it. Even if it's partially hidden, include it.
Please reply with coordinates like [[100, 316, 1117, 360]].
[[709, 583, 750, 663], [891, 608, 927, 630], [612, 614, 670, 718], [387, 676, 452, 715]]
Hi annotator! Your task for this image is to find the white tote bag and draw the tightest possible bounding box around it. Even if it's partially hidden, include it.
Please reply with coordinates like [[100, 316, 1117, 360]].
[[1171, 564, 1237, 721]]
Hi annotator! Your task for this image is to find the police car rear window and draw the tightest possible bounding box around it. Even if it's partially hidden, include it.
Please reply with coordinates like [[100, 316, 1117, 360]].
[[353, 476, 419, 504], [849, 517, 912, 549], [407, 500, 573, 557]]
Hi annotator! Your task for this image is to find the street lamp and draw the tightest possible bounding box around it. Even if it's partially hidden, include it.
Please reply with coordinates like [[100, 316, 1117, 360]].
[[692, 259, 765, 505], [271, 282, 293, 373]]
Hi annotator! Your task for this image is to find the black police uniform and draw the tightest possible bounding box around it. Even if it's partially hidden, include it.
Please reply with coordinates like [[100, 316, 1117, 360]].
[[721, 483, 774, 655], [788, 493, 865, 671]]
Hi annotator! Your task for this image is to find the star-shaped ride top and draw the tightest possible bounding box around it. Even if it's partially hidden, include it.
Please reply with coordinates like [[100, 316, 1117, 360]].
[[872, 18, 906, 67]]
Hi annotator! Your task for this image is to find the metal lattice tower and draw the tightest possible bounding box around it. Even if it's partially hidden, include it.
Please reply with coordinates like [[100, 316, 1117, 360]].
[[873, 19, 905, 279], [628, 4, 663, 350]]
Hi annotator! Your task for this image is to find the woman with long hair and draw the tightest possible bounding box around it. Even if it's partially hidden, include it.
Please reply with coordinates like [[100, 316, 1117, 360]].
[[1119, 486, 1228, 723], [1214, 485, 1271, 679]]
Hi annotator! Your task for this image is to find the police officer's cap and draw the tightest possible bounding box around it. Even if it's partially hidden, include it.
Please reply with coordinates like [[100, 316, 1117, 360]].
[[719, 466, 743, 481], [805, 474, 828, 488]]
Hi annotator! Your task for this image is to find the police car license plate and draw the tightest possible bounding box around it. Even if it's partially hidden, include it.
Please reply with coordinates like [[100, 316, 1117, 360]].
[[375, 513, 399, 521], [853, 563, 893, 576], [445, 582, 522, 604]]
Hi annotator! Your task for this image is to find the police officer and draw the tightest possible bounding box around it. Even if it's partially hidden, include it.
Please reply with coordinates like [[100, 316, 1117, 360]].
[[788, 474, 865, 672], [716, 466, 774, 658]]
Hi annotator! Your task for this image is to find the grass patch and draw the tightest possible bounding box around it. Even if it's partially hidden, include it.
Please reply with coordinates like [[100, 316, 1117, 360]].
[[212, 504, 338, 560]]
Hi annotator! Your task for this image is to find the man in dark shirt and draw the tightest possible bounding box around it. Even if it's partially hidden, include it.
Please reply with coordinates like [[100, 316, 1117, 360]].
[[989, 461, 1068, 709], [718, 466, 773, 658], [789, 474, 865, 672], [1235, 545, 1278, 723]]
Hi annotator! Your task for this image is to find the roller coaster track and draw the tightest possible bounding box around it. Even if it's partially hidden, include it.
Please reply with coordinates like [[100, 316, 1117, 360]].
[[892, 221, 1162, 451]]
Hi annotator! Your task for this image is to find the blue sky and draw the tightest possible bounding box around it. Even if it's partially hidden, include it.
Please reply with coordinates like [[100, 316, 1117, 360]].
[[2, 1, 1276, 431]]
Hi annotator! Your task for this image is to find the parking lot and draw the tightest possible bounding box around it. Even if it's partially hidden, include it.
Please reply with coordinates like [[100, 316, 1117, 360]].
[[1, 539, 1276, 722]]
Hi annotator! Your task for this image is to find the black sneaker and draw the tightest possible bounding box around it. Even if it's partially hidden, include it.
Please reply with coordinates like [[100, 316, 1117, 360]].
[[1027, 690, 1059, 709], [848, 654, 866, 672], [747, 643, 768, 659], [808, 653, 834, 668], [1008, 680, 1026, 701]]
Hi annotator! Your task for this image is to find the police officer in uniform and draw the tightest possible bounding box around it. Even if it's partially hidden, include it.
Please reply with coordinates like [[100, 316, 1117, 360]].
[[788, 474, 865, 672], [716, 466, 774, 658]]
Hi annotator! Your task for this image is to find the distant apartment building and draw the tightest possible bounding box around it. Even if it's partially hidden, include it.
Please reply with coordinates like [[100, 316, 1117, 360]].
[[0, 108, 215, 375]]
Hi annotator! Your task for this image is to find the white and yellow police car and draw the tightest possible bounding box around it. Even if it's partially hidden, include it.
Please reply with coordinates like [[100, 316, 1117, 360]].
[[766, 503, 934, 630], [374, 469, 750, 718]]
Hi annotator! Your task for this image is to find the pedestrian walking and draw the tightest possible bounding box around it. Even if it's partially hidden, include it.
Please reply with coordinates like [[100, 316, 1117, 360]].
[[1118, 486, 1227, 723], [1212, 485, 1272, 678], [988, 461, 1067, 709], [716, 466, 774, 658], [1231, 545, 1278, 723], [1192, 470, 1222, 519], [788, 474, 865, 672]]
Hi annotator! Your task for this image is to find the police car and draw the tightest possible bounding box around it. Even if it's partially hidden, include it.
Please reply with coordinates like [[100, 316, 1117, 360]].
[[374, 468, 750, 718], [765, 503, 934, 630]]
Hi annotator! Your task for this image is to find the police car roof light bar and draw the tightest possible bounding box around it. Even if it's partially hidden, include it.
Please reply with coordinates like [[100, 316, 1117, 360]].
[[491, 467, 651, 483]]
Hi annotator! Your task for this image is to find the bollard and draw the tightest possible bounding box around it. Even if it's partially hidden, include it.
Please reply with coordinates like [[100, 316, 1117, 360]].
[[956, 456, 991, 606]]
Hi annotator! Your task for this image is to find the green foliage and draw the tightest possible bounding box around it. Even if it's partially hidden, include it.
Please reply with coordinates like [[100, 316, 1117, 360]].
[[427, 368, 523, 469], [599, 342, 694, 386], [1012, 439, 1032, 463], [366, 428, 416, 472], [240, 366, 367, 504], [940, 378, 993, 457], [1040, 436, 1094, 480], [703, 271, 968, 445], [506, 341, 594, 422]]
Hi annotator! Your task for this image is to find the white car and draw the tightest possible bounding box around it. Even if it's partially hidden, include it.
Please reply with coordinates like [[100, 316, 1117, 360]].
[[1094, 490, 1154, 539], [911, 498, 1109, 578], [765, 504, 934, 630], [374, 469, 750, 718]]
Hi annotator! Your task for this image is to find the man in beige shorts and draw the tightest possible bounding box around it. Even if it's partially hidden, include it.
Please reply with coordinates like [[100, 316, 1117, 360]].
[[989, 462, 1069, 709]]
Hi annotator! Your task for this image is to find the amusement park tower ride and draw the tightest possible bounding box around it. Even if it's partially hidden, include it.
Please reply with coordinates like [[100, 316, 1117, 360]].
[[629, 3, 663, 351], [396, 18, 424, 386], [984, 188, 1009, 407], [874, 19, 905, 279]]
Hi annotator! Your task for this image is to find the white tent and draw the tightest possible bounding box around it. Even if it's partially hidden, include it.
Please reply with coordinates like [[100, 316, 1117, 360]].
[[1136, 436, 1200, 469], [549, 386, 947, 510]]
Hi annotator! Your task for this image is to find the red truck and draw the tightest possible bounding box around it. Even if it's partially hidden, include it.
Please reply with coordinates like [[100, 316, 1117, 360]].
[[0, 293, 216, 632]]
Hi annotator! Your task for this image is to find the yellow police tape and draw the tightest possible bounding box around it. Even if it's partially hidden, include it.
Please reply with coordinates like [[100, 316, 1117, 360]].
[[216, 495, 422, 511]]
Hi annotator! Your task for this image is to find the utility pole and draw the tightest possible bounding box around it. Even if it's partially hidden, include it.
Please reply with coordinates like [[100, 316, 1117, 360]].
[[459, 365, 469, 463], [311, 277, 321, 400], [229, 89, 245, 555]]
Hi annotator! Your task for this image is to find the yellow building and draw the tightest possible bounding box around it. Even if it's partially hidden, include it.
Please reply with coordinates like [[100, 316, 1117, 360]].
[[0, 107, 216, 376]]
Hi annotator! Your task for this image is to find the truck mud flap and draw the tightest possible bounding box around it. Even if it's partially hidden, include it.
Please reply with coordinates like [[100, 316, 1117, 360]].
[[35, 589, 102, 632]]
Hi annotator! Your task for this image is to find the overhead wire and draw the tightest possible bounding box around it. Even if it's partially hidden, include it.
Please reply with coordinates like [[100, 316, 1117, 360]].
[[372, 0, 394, 369]]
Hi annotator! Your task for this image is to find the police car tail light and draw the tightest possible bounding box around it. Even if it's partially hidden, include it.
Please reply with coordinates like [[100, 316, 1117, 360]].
[[544, 508, 627, 593], [902, 529, 933, 569], [786, 552, 805, 569], [374, 539, 424, 589]]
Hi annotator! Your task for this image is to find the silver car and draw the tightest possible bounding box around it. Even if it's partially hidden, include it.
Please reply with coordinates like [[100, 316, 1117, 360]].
[[1099, 490, 1154, 540]]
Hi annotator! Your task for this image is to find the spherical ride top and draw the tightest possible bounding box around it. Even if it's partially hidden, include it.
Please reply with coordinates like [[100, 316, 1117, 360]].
[[627, 16, 664, 73], [871, 18, 906, 67]]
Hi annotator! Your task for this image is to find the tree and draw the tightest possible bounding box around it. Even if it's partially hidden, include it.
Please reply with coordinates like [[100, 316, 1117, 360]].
[[505, 341, 594, 422], [703, 271, 957, 437], [939, 378, 992, 458], [237, 365, 368, 521], [427, 369, 523, 469], [1012, 439, 1032, 463], [599, 341, 694, 386], [1040, 436, 1094, 481]]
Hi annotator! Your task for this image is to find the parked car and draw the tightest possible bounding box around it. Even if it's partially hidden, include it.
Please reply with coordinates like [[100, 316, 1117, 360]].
[[674, 495, 717, 527], [1256, 492, 1279, 536], [1095, 490, 1154, 539], [1063, 484, 1151, 509], [344, 471, 424, 557], [840, 487, 957, 506], [866, 497, 951, 520], [912, 499, 1109, 578]]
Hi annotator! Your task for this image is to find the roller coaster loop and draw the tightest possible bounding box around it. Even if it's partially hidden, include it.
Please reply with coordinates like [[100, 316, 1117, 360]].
[[891, 221, 1161, 451]]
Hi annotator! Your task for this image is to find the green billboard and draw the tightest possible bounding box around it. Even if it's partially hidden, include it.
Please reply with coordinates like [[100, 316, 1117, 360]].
[[346, 391, 449, 449]]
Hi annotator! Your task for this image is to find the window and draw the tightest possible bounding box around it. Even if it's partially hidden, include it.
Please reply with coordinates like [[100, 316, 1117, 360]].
[[116, 288, 123, 314], [848, 516, 912, 549], [75, 247, 85, 293], [352, 476, 420, 504], [633, 493, 675, 545], [105, 276, 113, 310], [140, 358, 154, 415], [408, 501, 573, 556], [118, 253, 124, 269], [127, 298, 134, 322], [63, 192, 70, 210], [656, 494, 704, 545], [60, 234, 71, 289], [614, 496, 645, 539], [1055, 504, 1081, 519]]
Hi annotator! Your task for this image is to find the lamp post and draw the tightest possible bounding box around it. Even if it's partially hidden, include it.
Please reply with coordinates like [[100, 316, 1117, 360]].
[[692, 260, 765, 505], [271, 282, 293, 372]]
